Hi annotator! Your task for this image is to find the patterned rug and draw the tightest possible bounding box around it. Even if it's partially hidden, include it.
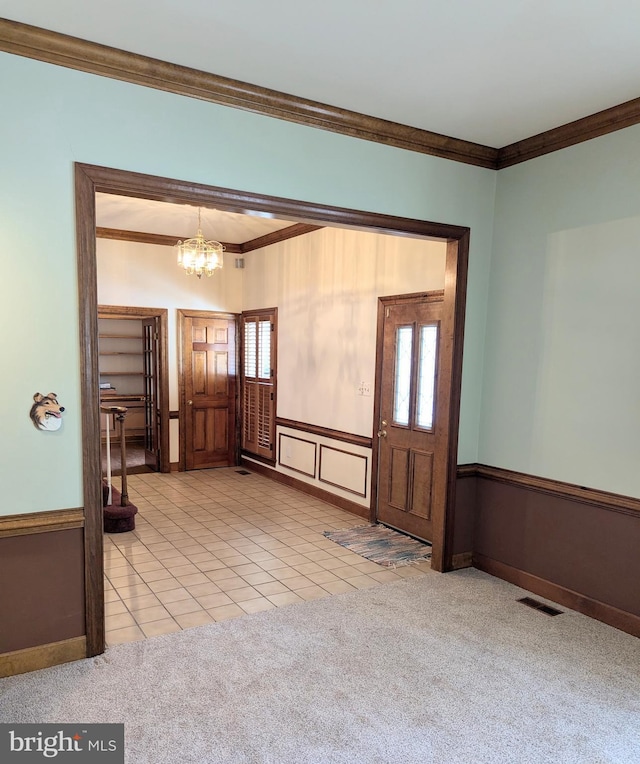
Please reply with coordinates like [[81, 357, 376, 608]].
[[323, 524, 432, 567]]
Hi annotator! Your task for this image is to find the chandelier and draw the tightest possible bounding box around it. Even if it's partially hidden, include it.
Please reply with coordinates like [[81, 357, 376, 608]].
[[176, 208, 224, 278]]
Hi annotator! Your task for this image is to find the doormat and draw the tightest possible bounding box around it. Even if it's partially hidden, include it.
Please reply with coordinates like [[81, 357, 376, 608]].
[[323, 524, 432, 568]]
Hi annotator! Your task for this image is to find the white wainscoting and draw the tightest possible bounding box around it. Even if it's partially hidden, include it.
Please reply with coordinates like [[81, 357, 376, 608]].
[[275, 425, 371, 508]]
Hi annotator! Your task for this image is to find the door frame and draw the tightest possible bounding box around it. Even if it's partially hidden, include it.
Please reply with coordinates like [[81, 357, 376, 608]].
[[98, 304, 170, 474], [177, 309, 240, 471], [75, 162, 469, 657]]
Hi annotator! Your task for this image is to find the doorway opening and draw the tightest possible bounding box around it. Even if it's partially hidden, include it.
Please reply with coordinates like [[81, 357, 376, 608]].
[[98, 305, 170, 476], [76, 163, 469, 656]]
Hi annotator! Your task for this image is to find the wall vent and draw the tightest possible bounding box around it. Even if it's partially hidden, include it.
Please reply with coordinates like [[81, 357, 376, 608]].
[[517, 596, 563, 616], [235, 469, 251, 475]]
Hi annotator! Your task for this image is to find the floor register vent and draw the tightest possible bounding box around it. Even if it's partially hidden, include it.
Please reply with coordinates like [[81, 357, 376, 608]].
[[517, 596, 563, 616]]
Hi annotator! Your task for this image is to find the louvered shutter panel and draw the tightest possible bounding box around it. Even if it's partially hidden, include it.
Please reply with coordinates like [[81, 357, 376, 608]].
[[241, 312, 275, 460]]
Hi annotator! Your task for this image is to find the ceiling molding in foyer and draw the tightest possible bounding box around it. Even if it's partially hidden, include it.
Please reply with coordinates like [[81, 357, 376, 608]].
[[2, 18, 640, 170]]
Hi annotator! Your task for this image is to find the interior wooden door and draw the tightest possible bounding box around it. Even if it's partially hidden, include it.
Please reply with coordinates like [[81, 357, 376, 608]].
[[376, 295, 445, 542], [142, 316, 160, 470], [182, 312, 237, 470]]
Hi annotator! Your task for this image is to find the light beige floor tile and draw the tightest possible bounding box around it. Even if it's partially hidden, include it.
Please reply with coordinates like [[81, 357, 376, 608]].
[[140, 618, 181, 638], [269, 566, 299, 581], [254, 581, 289, 596], [228, 586, 262, 603], [185, 582, 222, 598], [104, 589, 121, 604], [132, 605, 172, 624], [231, 563, 264, 576], [208, 604, 246, 622], [238, 597, 276, 614], [165, 563, 200, 577], [164, 598, 203, 617], [106, 625, 145, 646], [204, 568, 243, 583], [296, 586, 332, 601], [176, 572, 211, 587], [305, 570, 340, 585], [113, 583, 153, 599], [196, 592, 235, 609], [257, 558, 291, 571], [280, 575, 314, 591], [106, 612, 138, 630], [196, 559, 228, 572], [133, 560, 166, 573], [139, 568, 174, 583], [174, 610, 214, 629], [266, 591, 304, 606], [352, 561, 385, 574], [343, 575, 379, 590], [121, 593, 162, 611], [105, 600, 128, 617], [321, 580, 357, 594], [146, 577, 182, 594], [156, 587, 193, 604], [292, 561, 325, 575], [215, 576, 251, 592], [240, 571, 276, 586]]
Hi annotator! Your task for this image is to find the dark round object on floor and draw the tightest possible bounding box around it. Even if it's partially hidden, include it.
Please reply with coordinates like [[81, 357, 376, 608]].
[[103, 500, 138, 533]]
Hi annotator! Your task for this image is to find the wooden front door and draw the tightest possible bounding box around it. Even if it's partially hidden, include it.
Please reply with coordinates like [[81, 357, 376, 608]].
[[181, 312, 237, 470], [376, 293, 445, 542]]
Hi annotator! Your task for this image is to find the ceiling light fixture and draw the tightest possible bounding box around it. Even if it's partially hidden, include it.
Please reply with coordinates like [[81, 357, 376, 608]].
[[176, 207, 224, 278]]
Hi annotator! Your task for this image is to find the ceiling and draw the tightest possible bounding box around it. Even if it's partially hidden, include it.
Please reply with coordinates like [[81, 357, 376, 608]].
[[96, 193, 293, 244], [3, 1, 640, 148]]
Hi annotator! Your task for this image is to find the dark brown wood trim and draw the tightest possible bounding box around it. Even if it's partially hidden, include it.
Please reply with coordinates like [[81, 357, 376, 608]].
[[456, 462, 479, 478], [442, 234, 469, 572], [170, 461, 180, 472], [276, 417, 373, 449], [474, 464, 640, 518], [75, 164, 104, 659], [498, 97, 640, 168], [0, 20, 497, 169], [0, 636, 87, 678], [318, 444, 368, 498], [98, 304, 170, 474], [240, 450, 277, 468], [240, 457, 369, 519], [278, 433, 317, 478], [474, 554, 640, 639], [96, 227, 242, 254], [451, 552, 473, 570], [169, 410, 179, 419], [241, 223, 323, 253], [0, 508, 84, 538]]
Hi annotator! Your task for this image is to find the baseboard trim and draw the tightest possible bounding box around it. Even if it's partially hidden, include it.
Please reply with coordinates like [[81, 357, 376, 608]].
[[451, 552, 473, 570], [0, 636, 87, 678], [474, 554, 640, 639], [0, 508, 84, 538], [240, 457, 369, 519], [170, 462, 180, 472]]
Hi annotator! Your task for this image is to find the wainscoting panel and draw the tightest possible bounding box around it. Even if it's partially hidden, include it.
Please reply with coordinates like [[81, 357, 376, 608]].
[[0, 523, 86, 655], [465, 464, 640, 637], [269, 423, 372, 510], [318, 445, 368, 497], [278, 433, 317, 478]]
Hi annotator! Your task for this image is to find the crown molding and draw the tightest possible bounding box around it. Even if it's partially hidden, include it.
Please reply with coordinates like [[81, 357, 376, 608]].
[[497, 97, 640, 168], [4, 19, 639, 170], [0, 18, 498, 169]]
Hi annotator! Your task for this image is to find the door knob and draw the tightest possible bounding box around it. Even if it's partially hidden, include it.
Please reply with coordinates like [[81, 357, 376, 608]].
[[187, 400, 193, 405], [377, 429, 387, 438]]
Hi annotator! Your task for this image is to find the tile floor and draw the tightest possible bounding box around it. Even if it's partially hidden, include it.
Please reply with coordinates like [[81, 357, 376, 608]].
[[104, 468, 431, 646]]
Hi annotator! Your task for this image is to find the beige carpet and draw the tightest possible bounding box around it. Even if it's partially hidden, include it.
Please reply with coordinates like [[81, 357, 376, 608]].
[[1, 568, 638, 763]]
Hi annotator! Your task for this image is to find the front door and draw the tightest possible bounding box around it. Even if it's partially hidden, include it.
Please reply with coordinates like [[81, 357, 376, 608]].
[[181, 311, 237, 470], [376, 293, 445, 542]]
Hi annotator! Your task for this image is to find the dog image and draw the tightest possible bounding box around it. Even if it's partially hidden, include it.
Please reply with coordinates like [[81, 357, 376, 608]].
[[30, 392, 65, 431]]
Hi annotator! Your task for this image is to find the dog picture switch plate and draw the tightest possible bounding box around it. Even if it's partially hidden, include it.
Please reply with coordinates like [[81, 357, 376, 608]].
[[30, 392, 65, 431]]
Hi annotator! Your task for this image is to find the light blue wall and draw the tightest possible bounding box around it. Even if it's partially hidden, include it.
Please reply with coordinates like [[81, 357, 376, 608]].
[[482, 125, 640, 496], [0, 52, 496, 515]]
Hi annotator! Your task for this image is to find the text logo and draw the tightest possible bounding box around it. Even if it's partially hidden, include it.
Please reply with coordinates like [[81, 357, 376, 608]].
[[1, 725, 124, 762]]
